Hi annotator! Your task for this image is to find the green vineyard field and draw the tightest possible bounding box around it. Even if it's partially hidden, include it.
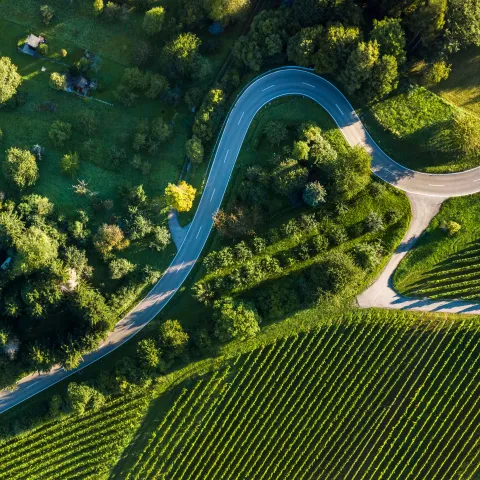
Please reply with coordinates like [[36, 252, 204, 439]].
[[119, 311, 480, 480], [0, 392, 150, 480]]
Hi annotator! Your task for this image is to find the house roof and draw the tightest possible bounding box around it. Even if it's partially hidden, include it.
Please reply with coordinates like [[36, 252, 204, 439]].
[[73, 76, 89, 89], [26, 34, 45, 49]]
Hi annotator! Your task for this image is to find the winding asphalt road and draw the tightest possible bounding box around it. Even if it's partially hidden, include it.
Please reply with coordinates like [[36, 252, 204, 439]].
[[1, 68, 480, 414]]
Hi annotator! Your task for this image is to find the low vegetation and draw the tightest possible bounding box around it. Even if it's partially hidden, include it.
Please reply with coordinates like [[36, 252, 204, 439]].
[[394, 194, 480, 301], [117, 310, 480, 480]]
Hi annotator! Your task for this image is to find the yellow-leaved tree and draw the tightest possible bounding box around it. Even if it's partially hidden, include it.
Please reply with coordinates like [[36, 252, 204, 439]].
[[165, 181, 196, 212]]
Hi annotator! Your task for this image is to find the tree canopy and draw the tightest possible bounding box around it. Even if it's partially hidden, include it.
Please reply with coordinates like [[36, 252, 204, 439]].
[[0, 57, 22, 106], [165, 181, 196, 212], [3, 147, 39, 190]]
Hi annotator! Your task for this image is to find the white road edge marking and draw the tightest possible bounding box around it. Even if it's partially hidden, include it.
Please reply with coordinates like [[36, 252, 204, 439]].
[[262, 85, 275, 92], [210, 188, 216, 202], [224, 149, 230, 163], [335, 104, 344, 115], [196, 226, 203, 239], [238, 112, 245, 125], [302, 82, 315, 88], [429, 184, 445, 187]]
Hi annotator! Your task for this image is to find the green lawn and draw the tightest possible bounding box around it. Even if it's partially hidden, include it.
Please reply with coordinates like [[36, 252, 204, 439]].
[[434, 46, 480, 119], [394, 194, 480, 300], [362, 86, 480, 173]]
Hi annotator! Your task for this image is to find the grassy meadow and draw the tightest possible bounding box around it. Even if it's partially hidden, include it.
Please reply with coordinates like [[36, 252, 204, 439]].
[[434, 46, 480, 119], [362, 86, 480, 173]]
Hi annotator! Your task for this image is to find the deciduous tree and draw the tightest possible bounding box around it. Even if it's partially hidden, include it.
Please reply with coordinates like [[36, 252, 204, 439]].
[[3, 147, 38, 190], [0, 57, 22, 106], [165, 181, 196, 212]]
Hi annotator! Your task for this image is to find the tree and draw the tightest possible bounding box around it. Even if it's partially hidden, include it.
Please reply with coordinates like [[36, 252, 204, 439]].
[[158, 319, 189, 357], [49, 120, 72, 148], [330, 146, 371, 201], [151, 117, 172, 143], [323, 251, 359, 293], [186, 136, 204, 163], [303, 181, 326, 207], [445, 0, 480, 51], [3, 147, 38, 190], [94, 224, 129, 256], [404, 0, 446, 47], [273, 159, 309, 196], [18, 194, 53, 217], [451, 111, 480, 156], [29, 344, 54, 372], [287, 26, 324, 67], [213, 297, 260, 342], [79, 110, 97, 135], [207, 0, 251, 24], [0, 57, 22, 106], [213, 206, 262, 238], [49, 72, 67, 91], [367, 54, 399, 101], [292, 141, 310, 161], [145, 73, 169, 99], [67, 382, 105, 415], [421, 60, 451, 87], [60, 152, 80, 177], [151, 226, 171, 251], [40, 5, 54, 25], [364, 212, 385, 233], [109, 258, 136, 279], [263, 121, 288, 145], [137, 338, 162, 370], [193, 88, 225, 141], [71, 284, 113, 330], [143, 6, 165, 35], [164, 32, 202, 76], [353, 242, 382, 270], [93, 0, 104, 16], [14, 226, 59, 274], [341, 41, 380, 95], [370, 17, 406, 65], [165, 181, 196, 212], [313, 24, 362, 75], [309, 136, 337, 165]]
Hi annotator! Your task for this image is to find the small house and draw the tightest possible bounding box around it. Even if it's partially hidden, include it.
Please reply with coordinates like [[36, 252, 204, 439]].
[[71, 75, 90, 94], [21, 34, 46, 56]]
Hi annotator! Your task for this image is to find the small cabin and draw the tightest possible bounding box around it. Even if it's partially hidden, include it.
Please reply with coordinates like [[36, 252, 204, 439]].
[[20, 34, 46, 56]]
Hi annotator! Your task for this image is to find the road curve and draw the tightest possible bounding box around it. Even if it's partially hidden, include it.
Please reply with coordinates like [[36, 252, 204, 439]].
[[1, 68, 479, 414]]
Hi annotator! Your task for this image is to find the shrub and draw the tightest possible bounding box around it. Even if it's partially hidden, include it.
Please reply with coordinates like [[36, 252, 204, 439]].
[[311, 234, 328, 254], [323, 251, 359, 293], [327, 224, 348, 245], [264, 121, 288, 145], [49, 72, 67, 91], [151, 226, 171, 251], [303, 181, 327, 207], [79, 110, 97, 135], [441, 220, 462, 236], [93, 0, 104, 16], [60, 48, 68, 57], [292, 140, 310, 161], [40, 5, 54, 25], [94, 224, 129, 256], [38, 43, 48, 56], [185, 135, 204, 163], [364, 212, 385, 233], [109, 258, 136, 280], [60, 152, 80, 177], [353, 242, 382, 270], [213, 297, 261, 342], [158, 320, 189, 358], [137, 338, 164, 370]]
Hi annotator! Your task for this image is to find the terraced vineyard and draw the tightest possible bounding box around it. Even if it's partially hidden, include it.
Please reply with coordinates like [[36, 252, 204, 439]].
[[0, 392, 150, 480], [399, 240, 480, 301], [119, 311, 480, 480]]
